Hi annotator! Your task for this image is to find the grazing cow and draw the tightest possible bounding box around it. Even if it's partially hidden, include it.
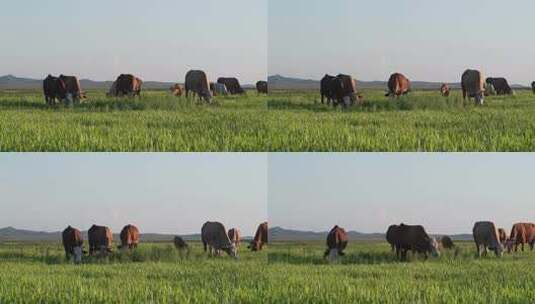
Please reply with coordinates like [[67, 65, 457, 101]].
[[228, 228, 241, 250], [440, 236, 455, 249], [461, 69, 485, 105], [62, 226, 84, 264], [331, 74, 361, 107], [88, 225, 113, 256], [119, 224, 140, 250], [531, 81, 535, 94], [174, 236, 188, 250], [388, 224, 439, 261], [385, 73, 411, 97], [440, 84, 450, 97], [43, 75, 67, 105], [59, 75, 84, 103], [170, 84, 184, 97], [112, 74, 142, 97], [185, 70, 212, 102], [256, 81, 268, 94], [498, 228, 508, 246], [486, 77, 513, 95], [324, 225, 348, 260], [506, 223, 535, 253], [210, 82, 229, 96], [249, 222, 268, 251], [472, 221, 503, 257], [320, 74, 336, 104], [201, 222, 237, 258], [217, 77, 245, 95]]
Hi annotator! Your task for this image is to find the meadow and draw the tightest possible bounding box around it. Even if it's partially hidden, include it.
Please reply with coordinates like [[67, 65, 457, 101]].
[[2, 89, 535, 151], [0, 241, 268, 303], [268, 240, 535, 303]]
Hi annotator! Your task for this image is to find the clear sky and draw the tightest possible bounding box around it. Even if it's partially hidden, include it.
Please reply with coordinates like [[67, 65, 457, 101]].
[[269, 0, 535, 85], [269, 153, 535, 235], [0, 0, 267, 83], [0, 153, 267, 236]]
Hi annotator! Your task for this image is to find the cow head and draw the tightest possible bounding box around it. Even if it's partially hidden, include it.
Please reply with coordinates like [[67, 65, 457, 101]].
[[505, 238, 515, 253], [73, 246, 83, 264], [224, 244, 237, 258], [428, 238, 440, 257]]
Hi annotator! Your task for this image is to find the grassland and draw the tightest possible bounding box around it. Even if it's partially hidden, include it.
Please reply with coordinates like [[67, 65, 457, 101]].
[[0, 241, 268, 303], [1, 89, 535, 151], [268, 240, 535, 303]]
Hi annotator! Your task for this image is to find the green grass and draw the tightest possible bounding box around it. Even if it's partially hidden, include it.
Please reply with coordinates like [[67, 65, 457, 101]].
[[1, 89, 535, 151], [0, 241, 268, 303], [267, 240, 535, 303]]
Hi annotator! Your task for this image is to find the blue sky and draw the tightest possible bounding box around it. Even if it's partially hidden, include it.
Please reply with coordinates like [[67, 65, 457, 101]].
[[0, 0, 267, 83], [269, 153, 535, 234], [0, 153, 267, 235], [269, 0, 535, 85]]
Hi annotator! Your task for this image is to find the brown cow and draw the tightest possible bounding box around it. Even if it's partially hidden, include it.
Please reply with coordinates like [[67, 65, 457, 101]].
[[440, 236, 455, 249], [506, 223, 535, 253], [217, 77, 245, 95], [332, 74, 361, 107], [88, 225, 113, 256], [256, 81, 268, 94], [119, 224, 140, 250], [440, 84, 450, 97], [386, 73, 411, 97], [324, 225, 348, 260], [43, 75, 67, 105], [498, 228, 508, 246], [228, 228, 241, 248], [185, 70, 212, 102], [170, 84, 184, 97], [249, 222, 268, 251], [62, 225, 84, 263], [112, 74, 143, 97], [59, 74, 84, 103], [388, 223, 439, 261], [461, 69, 485, 105]]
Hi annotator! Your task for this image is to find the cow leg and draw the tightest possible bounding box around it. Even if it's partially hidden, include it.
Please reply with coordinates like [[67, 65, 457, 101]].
[[522, 243, 525, 252]]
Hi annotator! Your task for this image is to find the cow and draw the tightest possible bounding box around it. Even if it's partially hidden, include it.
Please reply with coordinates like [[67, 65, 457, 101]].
[[440, 83, 450, 97], [62, 226, 84, 264], [388, 223, 439, 261], [112, 74, 142, 97], [201, 221, 237, 258], [506, 223, 535, 253], [440, 236, 455, 249], [249, 222, 268, 251], [324, 225, 348, 260], [486, 77, 513, 95], [58, 75, 84, 103], [385, 73, 411, 97], [331, 74, 361, 107], [210, 82, 229, 96], [118, 224, 140, 250], [532, 81, 535, 94], [256, 81, 268, 94], [185, 70, 212, 102], [498, 228, 508, 246], [320, 74, 336, 104], [174, 236, 188, 251], [43, 75, 67, 105], [228, 228, 241, 249], [87, 225, 113, 256], [461, 69, 485, 105], [473, 221, 503, 257], [170, 84, 184, 97], [217, 77, 245, 95]]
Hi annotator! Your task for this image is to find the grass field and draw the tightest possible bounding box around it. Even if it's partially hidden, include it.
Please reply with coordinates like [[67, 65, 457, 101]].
[[268, 240, 535, 303], [0, 241, 268, 303], [1, 89, 535, 151]]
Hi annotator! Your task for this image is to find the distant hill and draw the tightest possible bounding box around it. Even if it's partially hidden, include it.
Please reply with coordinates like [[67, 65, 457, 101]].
[[269, 226, 472, 241], [268, 75, 528, 91]]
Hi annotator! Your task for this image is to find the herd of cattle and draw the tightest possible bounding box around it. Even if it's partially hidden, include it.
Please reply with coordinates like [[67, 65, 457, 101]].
[[321, 69, 535, 108], [325, 221, 535, 261], [61, 221, 268, 264], [42, 70, 268, 105]]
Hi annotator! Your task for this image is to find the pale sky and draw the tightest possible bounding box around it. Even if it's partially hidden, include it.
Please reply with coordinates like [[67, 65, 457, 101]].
[[0, 153, 267, 236], [0, 0, 267, 83], [269, 153, 535, 235], [269, 0, 535, 85]]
